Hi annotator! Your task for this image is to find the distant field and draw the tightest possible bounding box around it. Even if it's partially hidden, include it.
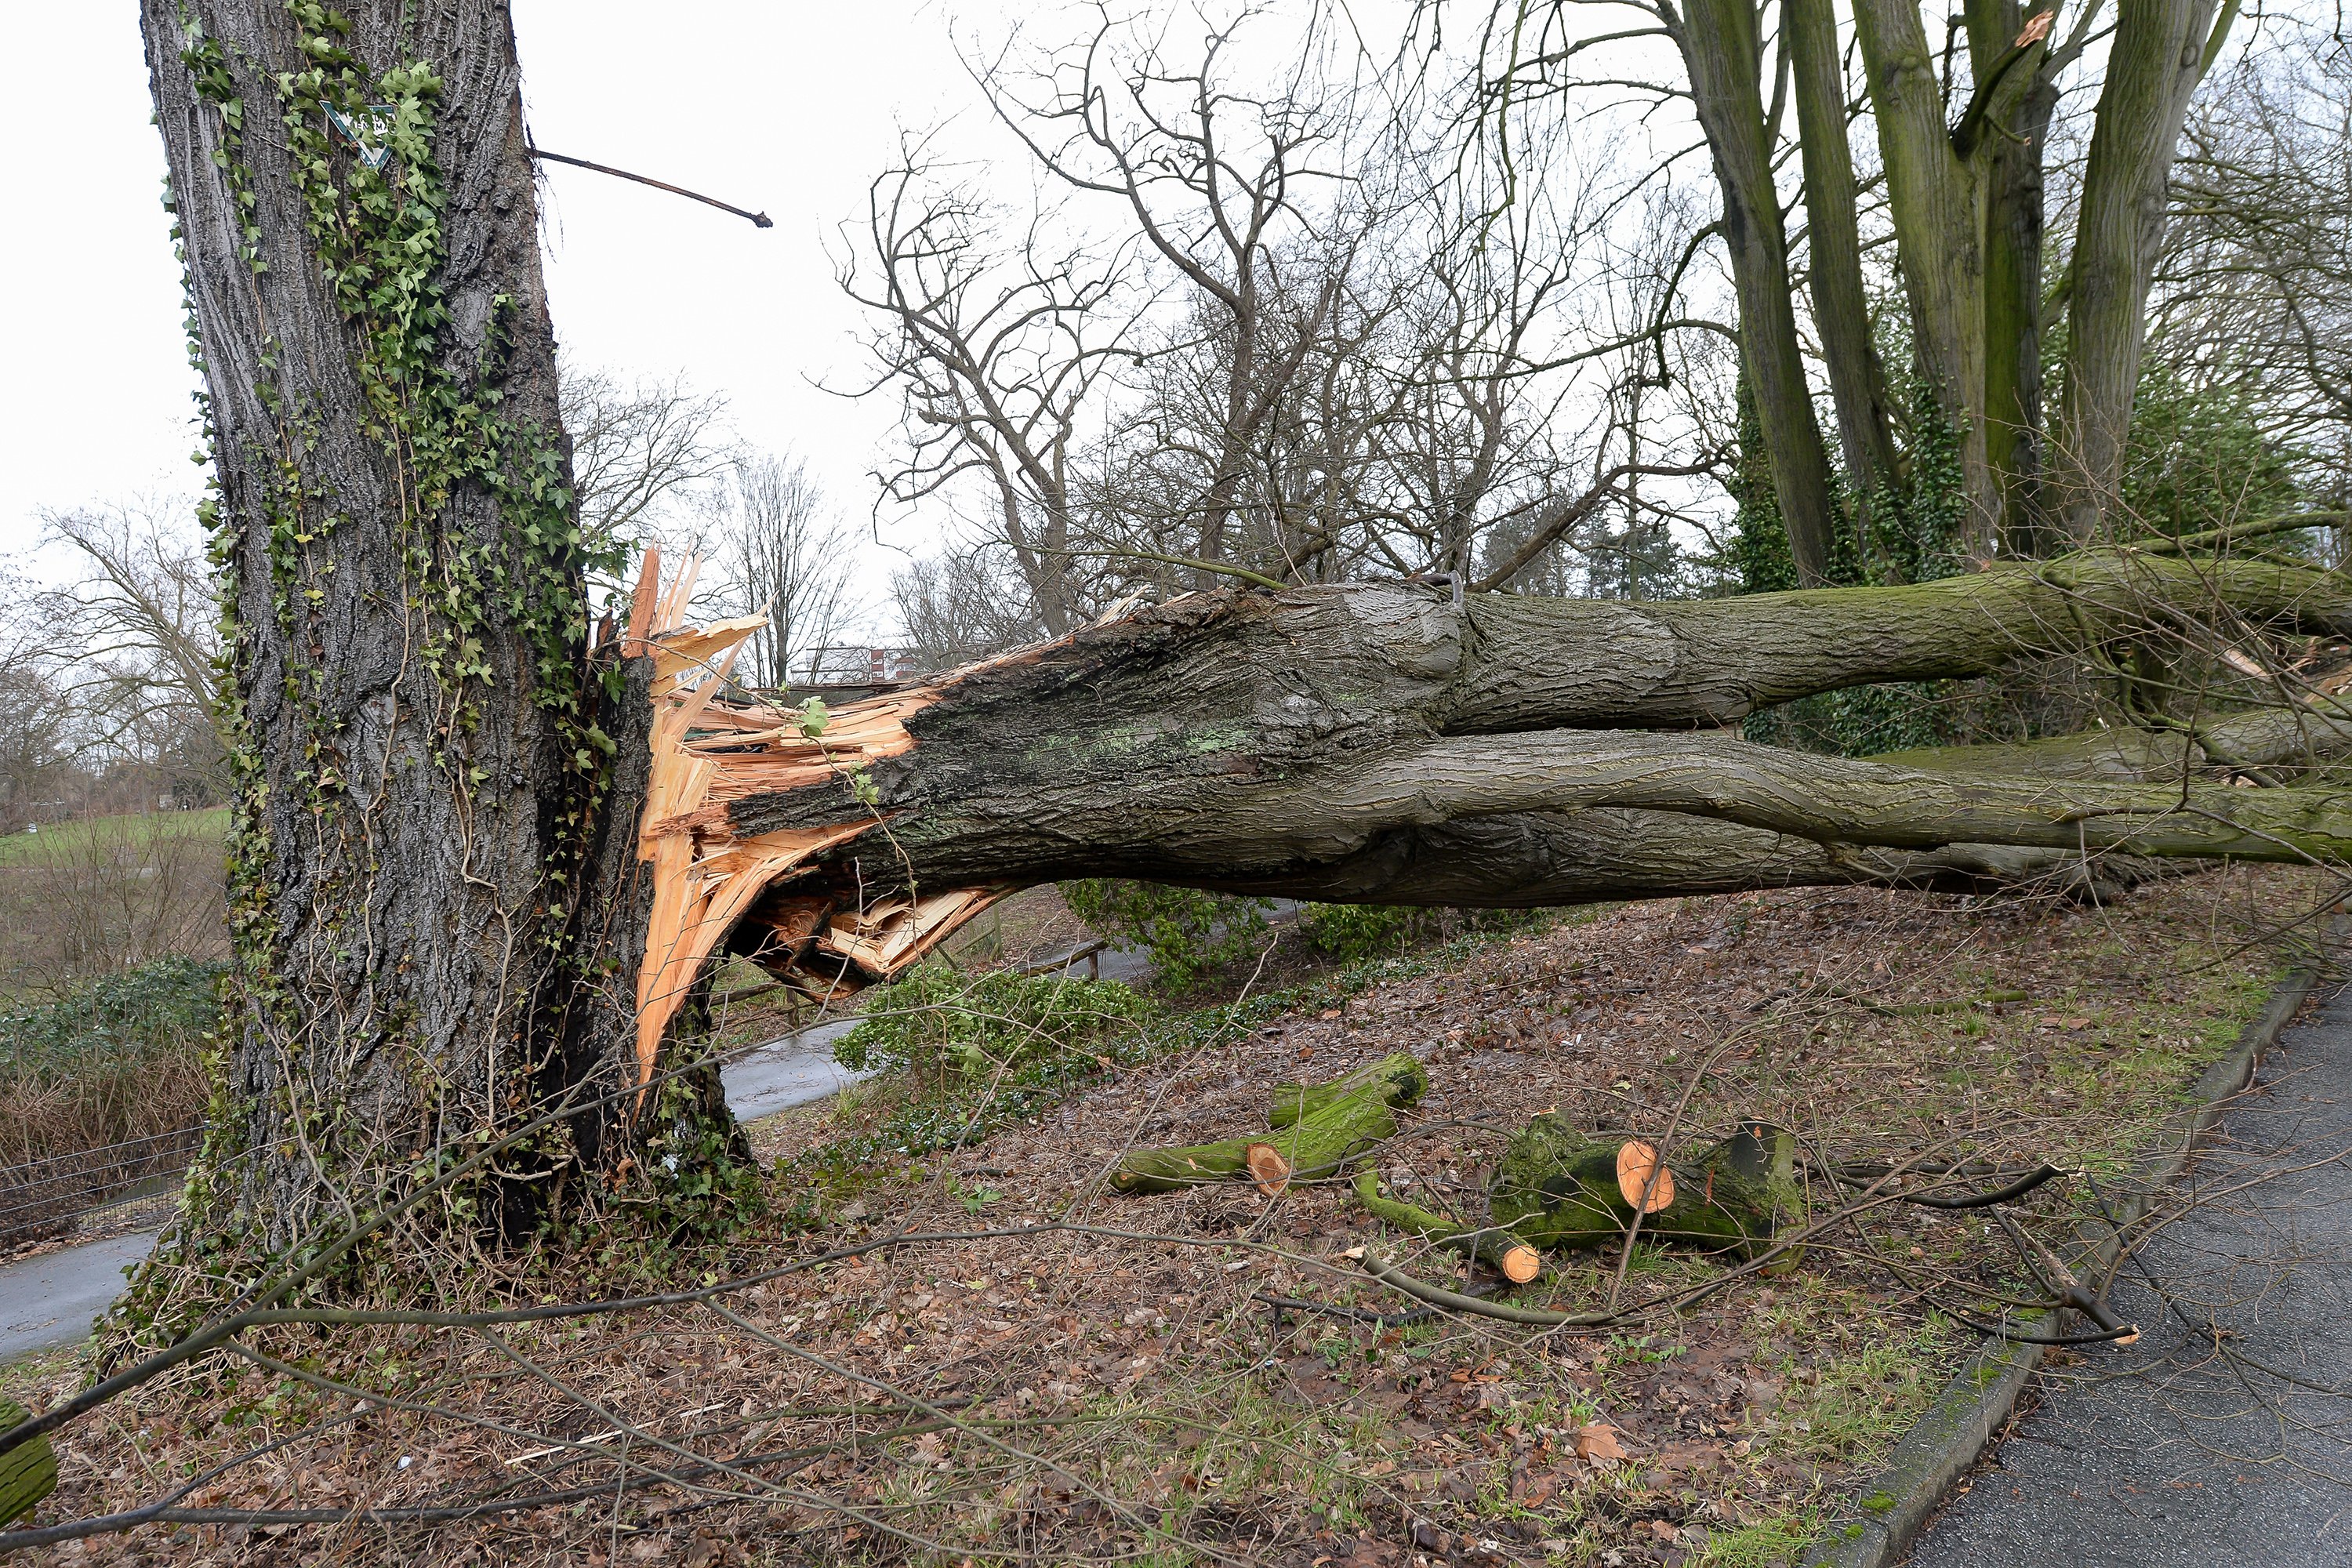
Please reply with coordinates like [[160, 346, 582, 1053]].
[[0, 808, 230, 866]]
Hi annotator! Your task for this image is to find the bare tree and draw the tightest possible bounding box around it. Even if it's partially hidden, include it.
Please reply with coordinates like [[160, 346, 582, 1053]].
[[2151, 24, 2352, 527], [854, 7, 1696, 607], [0, 583, 71, 830], [40, 500, 227, 801], [713, 452, 858, 689], [890, 544, 1046, 670], [557, 354, 737, 571], [841, 136, 1137, 636]]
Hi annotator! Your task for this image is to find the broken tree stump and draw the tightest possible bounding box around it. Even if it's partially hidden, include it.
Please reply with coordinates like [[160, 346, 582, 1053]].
[[1110, 1052, 1428, 1193]]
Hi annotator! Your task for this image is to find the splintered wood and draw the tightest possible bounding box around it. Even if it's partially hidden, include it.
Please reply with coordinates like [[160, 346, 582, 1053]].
[[619, 550, 1007, 1089]]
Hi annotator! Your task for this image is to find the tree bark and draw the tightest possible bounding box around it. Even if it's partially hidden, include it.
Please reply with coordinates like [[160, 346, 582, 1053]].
[[2054, 0, 2229, 541], [1676, 0, 1842, 583], [1851, 0, 1996, 548], [1967, 0, 2063, 555], [141, 0, 703, 1258], [1788, 0, 1905, 515], [1110, 1052, 1428, 1193]]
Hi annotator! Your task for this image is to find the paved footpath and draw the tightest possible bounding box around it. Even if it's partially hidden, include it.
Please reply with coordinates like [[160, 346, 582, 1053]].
[[1909, 984, 2352, 1566]]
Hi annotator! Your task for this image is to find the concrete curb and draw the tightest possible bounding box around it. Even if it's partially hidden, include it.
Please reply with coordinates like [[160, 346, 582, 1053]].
[[1798, 949, 2332, 1568]]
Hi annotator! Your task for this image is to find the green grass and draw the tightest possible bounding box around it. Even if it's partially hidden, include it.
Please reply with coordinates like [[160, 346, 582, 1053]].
[[0, 808, 228, 867]]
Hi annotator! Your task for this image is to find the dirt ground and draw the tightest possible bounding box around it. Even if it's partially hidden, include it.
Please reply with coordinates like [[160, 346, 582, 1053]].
[[5, 865, 2336, 1567]]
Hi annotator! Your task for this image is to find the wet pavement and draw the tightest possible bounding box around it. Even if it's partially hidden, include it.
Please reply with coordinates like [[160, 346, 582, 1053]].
[[1907, 985, 2352, 1566]]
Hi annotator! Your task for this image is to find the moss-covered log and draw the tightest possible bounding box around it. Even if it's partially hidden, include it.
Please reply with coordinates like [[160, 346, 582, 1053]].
[[1488, 1118, 1801, 1263], [1111, 1053, 1426, 1193], [1354, 1119, 1803, 1268], [0, 1399, 56, 1529]]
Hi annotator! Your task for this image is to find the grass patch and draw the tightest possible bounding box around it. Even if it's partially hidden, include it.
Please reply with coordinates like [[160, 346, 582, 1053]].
[[0, 808, 229, 867]]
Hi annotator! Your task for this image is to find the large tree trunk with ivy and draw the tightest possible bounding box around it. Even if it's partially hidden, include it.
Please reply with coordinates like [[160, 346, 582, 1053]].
[[142, 0, 2352, 1296], [141, 0, 720, 1272]]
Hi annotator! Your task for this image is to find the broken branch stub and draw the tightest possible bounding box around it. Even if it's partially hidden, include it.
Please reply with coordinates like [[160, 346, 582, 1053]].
[[1352, 1168, 1546, 1280]]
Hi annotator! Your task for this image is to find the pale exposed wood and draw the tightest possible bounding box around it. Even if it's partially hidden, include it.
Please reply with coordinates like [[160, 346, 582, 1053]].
[[620, 554, 1008, 1087], [818, 885, 1014, 975], [1245, 1142, 1293, 1197], [624, 546, 662, 646], [1616, 1140, 1676, 1213]]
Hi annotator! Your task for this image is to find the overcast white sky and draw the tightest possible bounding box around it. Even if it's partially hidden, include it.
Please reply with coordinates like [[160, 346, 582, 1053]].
[[0, 2, 1032, 614]]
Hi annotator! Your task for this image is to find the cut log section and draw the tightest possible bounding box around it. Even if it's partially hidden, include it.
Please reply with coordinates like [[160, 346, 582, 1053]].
[[1110, 1053, 1428, 1193], [1355, 1118, 1802, 1270], [1245, 1142, 1292, 1196], [1615, 1140, 1675, 1213]]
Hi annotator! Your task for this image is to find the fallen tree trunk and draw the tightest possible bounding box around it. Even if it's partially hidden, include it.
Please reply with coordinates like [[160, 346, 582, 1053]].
[[619, 561, 2352, 1059]]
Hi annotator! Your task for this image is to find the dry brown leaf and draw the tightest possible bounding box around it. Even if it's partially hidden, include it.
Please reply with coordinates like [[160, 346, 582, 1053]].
[[1573, 1423, 1628, 1463]]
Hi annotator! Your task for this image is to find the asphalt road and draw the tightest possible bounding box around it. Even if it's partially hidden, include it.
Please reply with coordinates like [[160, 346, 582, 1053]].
[[1907, 984, 2352, 1566], [0, 1232, 161, 1366]]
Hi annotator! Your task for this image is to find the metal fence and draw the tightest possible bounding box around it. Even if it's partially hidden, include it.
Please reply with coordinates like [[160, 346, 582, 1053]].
[[0, 1126, 202, 1246]]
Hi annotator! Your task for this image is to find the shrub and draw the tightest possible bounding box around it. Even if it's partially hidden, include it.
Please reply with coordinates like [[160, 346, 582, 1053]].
[[1298, 903, 1418, 964], [0, 955, 223, 1087], [0, 956, 221, 1243], [1058, 879, 1274, 987], [834, 967, 1158, 1085]]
